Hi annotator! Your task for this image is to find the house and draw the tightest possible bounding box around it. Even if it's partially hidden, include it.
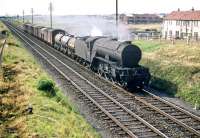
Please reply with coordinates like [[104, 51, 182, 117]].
[[162, 8, 200, 40], [120, 14, 162, 24]]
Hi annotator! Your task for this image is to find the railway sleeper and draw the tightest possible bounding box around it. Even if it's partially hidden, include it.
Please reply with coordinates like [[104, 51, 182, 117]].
[[85, 89, 100, 93], [158, 109, 176, 113], [107, 123, 118, 127], [105, 107, 122, 111], [110, 112, 129, 116], [149, 101, 166, 106], [79, 86, 94, 90], [140, 133, 160, 138], [84, 90, 99, 93], [136, 105, 149, 109], [117, 132, 128, 136], [128, 124, 147, 129], [86, 102, 96, 107], [103, 120, 114, 125], [109, 127, 123, 132], [157, 106, 174, 110], [108, 109, 125, 113], [174, 115, 192, 119], [83, 98, 93, 102], [169, 112, 186, 116], [193, 125, 200, 130], [114, 115, 135, 121], [132, 127, 152, 133], [144, 98, 159, 102], [89, 96, 106, 100], [181, 118, 196, 123], [93, 97, 111, 102], [77, 95, 85, 99], [93, 108, 102, 112], [99, 114, 109, 118], [100, 104, 117, 108], [119, 118, 139, 123], [152, 104, 171, 108], [102, 116, 112, 120], [124, 122, 143, 126], [89, 95, 105, 99], [100, 102, 116, 106], [134, 131, 158, 137]]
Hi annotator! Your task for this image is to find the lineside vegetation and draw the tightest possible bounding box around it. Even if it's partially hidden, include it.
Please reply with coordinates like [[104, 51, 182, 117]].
[[0, 21, 100, 138], [134, 40, 200, 108]]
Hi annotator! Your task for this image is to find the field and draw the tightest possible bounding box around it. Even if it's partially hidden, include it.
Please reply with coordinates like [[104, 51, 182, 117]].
[[133, 39, 200, 108], [127, 23, 162, 31], [0, 21, 100, 137]]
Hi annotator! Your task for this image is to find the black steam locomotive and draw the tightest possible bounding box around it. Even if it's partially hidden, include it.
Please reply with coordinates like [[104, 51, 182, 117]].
[[23, 23, 150, 88]]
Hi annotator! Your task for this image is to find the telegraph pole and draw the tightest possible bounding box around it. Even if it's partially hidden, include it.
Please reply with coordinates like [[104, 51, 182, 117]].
[[31, 8, 34, 24], [116, 0, 119, 40], [22, 10, 24, 23], [49, 2, 53, 28]]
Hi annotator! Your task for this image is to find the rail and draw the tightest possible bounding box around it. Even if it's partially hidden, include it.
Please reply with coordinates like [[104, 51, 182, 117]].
[[6, 22, 168, 138]]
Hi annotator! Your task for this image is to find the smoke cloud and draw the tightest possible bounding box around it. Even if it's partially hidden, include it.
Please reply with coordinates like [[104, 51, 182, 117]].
[[26, 15, 132, 41]]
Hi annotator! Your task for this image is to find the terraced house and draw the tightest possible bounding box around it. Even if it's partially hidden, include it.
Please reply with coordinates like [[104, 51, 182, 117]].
[[162, 8, 200, 40]]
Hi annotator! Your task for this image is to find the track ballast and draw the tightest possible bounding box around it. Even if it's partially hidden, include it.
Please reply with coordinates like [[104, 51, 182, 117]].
[[5, 22, 200, 138]]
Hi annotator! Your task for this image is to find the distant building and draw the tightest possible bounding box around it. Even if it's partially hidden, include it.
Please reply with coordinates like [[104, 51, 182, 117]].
[[120, 14, 162, 24], [162, 8, 200, 40]]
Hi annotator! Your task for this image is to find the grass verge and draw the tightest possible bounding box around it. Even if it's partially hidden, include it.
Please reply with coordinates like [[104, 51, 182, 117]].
[[133, 40, 200, 108], [0, 21, 100, 137]]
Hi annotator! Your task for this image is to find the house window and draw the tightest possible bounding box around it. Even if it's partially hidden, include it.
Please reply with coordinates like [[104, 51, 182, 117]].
[[169, 30, 172, 38], [165, 31, 167, 39], [194, 21, 198, 27], [175, 31, 179, 38], [168, 20, 172, 25], [194, 32, 198, 40], [176, 21, 181, 26], [183, 21, 189, 26]]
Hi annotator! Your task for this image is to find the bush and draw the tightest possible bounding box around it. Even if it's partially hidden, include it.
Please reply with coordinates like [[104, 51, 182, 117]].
[[37, 78, 56, 96]]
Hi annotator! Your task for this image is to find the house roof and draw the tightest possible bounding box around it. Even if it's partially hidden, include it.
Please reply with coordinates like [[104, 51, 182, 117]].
[[164, 10, 200, 20]]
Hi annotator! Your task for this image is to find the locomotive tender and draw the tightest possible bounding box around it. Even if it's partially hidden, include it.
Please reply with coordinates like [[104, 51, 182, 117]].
[[23, 23, 150, 88]]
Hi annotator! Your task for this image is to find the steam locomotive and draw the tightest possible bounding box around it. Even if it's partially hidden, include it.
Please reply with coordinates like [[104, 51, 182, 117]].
[[23, 23, 151, 88]]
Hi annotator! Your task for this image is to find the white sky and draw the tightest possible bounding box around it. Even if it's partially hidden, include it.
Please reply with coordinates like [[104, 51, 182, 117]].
[[1, 0, 200, 16]]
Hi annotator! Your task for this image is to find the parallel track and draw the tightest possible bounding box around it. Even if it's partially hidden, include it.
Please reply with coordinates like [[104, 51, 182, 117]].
[[5, 22, 200, 137], [141, 88, 200, 134], [5, 22, 168, 138]]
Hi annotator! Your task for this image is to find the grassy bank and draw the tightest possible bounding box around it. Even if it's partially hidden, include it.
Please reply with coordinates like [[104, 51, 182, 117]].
[[127, 23, 161, 31], [0, 21, 100, 137], [133, 40, 200, 107]]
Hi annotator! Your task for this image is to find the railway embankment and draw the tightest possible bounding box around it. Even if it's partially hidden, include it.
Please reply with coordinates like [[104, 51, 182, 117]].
[[0, 21, 100, 137], [134, 40, 200, 109]]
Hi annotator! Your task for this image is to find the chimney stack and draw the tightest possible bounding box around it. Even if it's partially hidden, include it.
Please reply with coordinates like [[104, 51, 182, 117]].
[[191, 7, 195, 11], [178, 8, 180, 12]]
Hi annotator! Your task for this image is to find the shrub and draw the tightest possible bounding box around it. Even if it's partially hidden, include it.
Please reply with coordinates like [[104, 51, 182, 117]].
[[37, 78, 56, 96]]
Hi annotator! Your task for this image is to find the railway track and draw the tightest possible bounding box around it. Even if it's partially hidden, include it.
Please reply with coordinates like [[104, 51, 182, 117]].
[[6, 22, 169, 138], [5, 22, 200, 137], [141, 88, 200, 133]]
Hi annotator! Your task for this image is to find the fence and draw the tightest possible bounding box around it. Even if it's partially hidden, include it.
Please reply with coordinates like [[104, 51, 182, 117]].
[[131, 31, 162, 40], [0, 39, 6, 69]]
